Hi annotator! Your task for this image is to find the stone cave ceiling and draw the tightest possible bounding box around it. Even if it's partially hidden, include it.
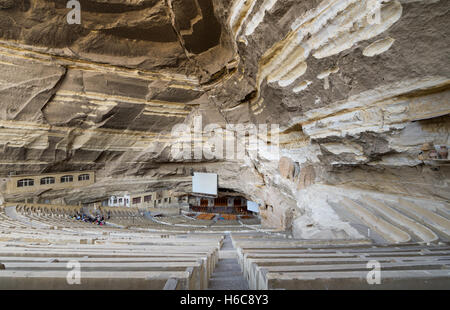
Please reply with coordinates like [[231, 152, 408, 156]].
[[0, 0, 449, 235]]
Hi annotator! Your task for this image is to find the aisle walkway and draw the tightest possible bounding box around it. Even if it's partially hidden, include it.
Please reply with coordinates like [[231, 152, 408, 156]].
[[208, 234, 249, 290]]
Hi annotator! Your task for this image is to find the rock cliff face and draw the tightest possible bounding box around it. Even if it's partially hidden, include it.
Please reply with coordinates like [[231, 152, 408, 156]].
[[0, 0, 449, 239]]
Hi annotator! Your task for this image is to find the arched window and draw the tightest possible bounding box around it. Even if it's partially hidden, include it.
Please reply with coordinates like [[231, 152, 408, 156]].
[[40, 177, 55, 185], [60, 175, 74, 183], [78, 174, 90, 181], [17, 179, 34, 187]]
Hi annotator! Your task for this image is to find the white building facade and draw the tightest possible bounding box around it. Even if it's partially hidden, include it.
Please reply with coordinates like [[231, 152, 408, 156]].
[[106, 194, 130, 207]]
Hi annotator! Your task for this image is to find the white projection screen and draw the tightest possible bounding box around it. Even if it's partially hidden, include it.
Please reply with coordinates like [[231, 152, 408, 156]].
[[192, 173, 218, 196], [247, 201, 259, 213]]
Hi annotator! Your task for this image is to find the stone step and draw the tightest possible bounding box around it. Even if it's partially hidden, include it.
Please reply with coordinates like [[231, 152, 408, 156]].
[[207, 233, 249, 290], [210, 271, 244, 278], [214, 261, 241, 266], [215, 264, 240, 271], [216, 260, 239, 264], [214, 268, 242, 274], [208, 278, 249, 290]]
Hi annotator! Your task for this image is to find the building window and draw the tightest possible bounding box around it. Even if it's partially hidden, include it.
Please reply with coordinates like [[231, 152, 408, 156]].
[[214, 198, 227, 206], [40, 177, 55, 185], [17, 179, 34, 187], [144, 195, 152, 202], [60, 175, 74, 183], [78, 174, 90, 181], [164, 198, 168, 203], [132, 197, 141, 204]]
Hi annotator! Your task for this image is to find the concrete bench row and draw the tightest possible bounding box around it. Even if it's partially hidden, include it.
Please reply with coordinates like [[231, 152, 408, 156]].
[[0, 206, 225, 290], [9, 203, 141, 218], [0, 239, 222, 289], [231, 234, 450, 289], [5, 204, 185, 232]]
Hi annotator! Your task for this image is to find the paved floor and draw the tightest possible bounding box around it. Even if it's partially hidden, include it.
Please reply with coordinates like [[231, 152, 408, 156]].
[[208, 234, 249, 290]]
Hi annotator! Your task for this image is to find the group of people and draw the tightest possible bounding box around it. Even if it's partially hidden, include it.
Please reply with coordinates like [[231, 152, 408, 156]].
[[73, 212, 106, 226]]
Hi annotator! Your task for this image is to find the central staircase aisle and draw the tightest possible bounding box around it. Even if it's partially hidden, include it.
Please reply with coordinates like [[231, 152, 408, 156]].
[[208, 234, 249, 290]]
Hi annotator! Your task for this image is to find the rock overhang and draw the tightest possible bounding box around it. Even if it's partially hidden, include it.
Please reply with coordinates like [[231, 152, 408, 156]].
[[0, 0, 448, 235]]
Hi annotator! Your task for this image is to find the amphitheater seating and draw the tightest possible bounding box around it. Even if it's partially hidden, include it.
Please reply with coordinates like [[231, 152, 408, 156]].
[[125, 212, 259, 232], [0, 205, 223, 289], [333, 196, 450, 244], [0, 242, 221, 289], [231, 233, 450, 290], [2, 201, 450, 290]]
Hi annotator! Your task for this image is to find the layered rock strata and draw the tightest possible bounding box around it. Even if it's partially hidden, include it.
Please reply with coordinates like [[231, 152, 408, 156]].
[[0, 0, 449, 242]]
